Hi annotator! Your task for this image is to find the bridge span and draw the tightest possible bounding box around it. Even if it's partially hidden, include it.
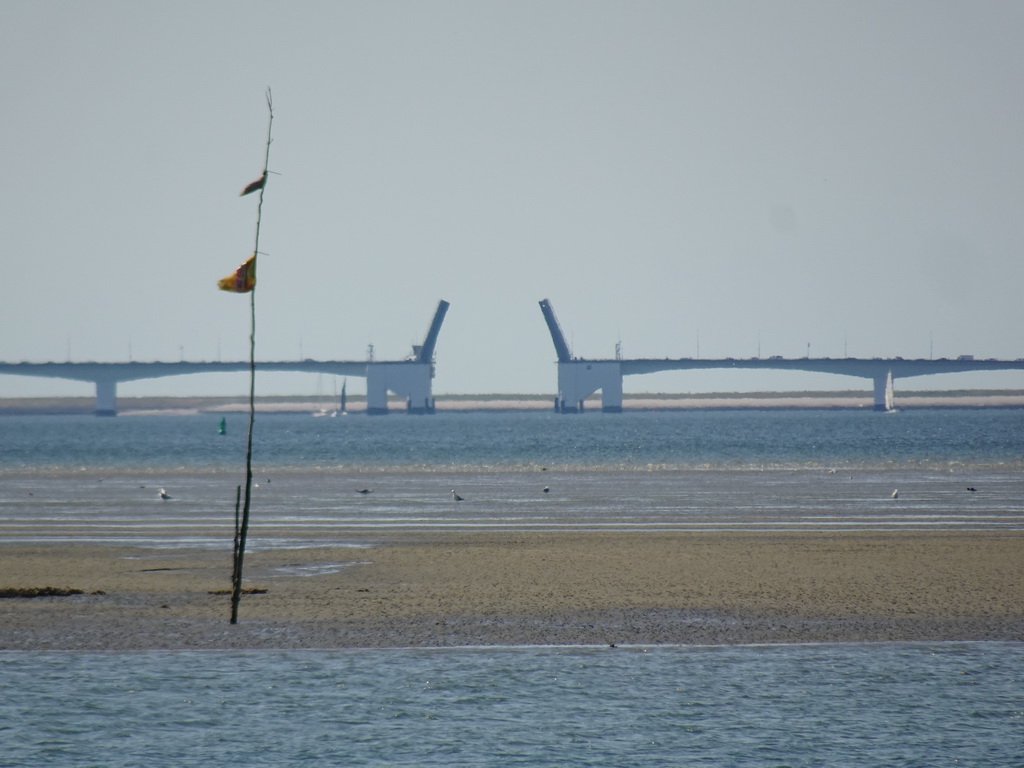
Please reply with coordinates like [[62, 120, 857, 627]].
[[539, 299, 1024, 413], [0, 301, 449, 416]]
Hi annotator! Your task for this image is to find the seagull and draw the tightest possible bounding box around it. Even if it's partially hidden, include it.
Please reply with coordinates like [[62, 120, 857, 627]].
[[452, 490, 464, 502], [159, 488, 172, 500], [891, 489, 899, 499], [356, 488, 372, 495]]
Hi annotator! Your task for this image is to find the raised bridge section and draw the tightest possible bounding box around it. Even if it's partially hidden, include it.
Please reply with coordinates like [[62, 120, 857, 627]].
[[0, 300, 450, 416], [539, 299, 1024, 412]]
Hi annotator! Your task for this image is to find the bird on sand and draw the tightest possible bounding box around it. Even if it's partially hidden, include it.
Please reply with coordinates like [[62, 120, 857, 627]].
[[891, 489, 899, 499], [159, 488, 172, 500], [452, 490, 464, 502]]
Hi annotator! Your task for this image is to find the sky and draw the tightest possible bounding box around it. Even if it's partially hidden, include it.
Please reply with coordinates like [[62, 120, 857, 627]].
[[3, 0, 1023, 398]]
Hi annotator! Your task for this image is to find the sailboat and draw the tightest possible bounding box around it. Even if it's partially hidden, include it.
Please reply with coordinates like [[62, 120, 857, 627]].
[[312, 375, 339, 417]]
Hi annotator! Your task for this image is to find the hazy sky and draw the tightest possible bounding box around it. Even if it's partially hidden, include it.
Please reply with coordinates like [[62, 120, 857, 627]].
[[3, 1, 1023, 398]]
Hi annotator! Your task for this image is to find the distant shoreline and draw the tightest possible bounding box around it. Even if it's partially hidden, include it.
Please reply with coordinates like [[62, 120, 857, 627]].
[[2, 390, 1024, 415]]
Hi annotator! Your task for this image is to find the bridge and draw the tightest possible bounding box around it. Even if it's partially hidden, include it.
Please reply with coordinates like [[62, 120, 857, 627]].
[[0, 300, 450, 416], [539, 299, 1024, 413]]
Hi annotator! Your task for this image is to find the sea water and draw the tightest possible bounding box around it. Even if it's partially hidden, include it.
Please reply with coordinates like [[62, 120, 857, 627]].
[[1, 408, 1023, 764], [3, 408, 1024, 470], [1, 644, 1021, 766]]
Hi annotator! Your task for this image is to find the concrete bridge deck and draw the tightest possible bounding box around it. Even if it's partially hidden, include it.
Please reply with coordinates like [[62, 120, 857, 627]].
[[539, 297, 1024, 413], [0, 359, 434, 416], [0, 301, 451, 416], [552, 356, 1024, 413]]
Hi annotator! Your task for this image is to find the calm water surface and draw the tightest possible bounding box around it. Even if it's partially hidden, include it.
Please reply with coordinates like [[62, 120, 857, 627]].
[[1, 643, 1021, 767], [3, 408, 1024, 470]]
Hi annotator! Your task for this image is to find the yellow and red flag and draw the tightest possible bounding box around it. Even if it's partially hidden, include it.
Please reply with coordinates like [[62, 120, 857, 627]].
[[218, 255, 257, 293]]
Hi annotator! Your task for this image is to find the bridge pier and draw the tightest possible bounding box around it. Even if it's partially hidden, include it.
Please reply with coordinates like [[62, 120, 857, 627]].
[[366, 362, 435, 415], [873, 370, 895, 411], [95, 379, 117, 416], [555, 361, 623, 413]]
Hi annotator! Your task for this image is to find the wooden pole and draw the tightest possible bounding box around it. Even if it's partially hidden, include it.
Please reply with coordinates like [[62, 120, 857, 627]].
[[231, 484, 242, 586], [231, 88, 274, 624]]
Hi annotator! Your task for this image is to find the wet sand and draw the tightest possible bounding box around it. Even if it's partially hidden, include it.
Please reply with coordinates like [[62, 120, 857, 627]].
[[2, 531, 1022, 650]]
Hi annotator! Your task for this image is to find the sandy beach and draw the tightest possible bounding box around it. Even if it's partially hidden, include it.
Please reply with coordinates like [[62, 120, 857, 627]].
[[3, 531, 1022, 650]]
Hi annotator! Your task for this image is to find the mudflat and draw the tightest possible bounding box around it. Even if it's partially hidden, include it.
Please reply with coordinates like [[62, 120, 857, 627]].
[[2, 531, 1022, 650]]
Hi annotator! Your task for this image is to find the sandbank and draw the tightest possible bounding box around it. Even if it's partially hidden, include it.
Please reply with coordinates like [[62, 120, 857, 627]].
[[2, 531, 1022, 650]]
